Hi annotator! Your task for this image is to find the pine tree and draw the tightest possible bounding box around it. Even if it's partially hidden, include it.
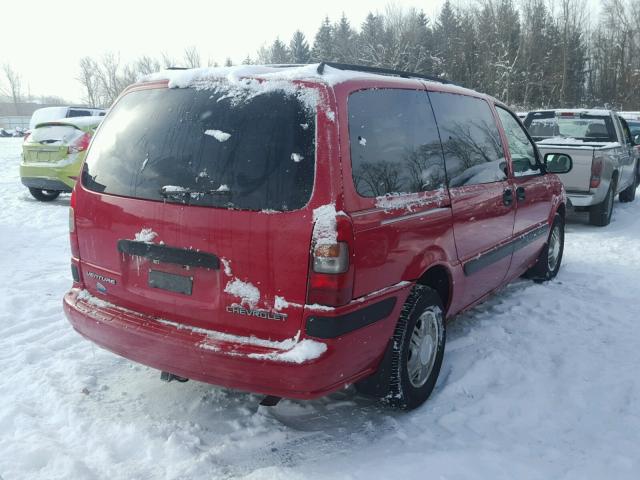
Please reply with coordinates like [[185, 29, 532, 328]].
[[358, 13, 386, 66], [333, 14, 356, 63], [312, 17, 334, 61], [289, 31, 311, 63], [270, 38, 291, 63]]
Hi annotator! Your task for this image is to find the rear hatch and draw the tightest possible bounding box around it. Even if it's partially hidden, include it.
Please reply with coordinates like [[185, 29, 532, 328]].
[[23, 123, 84, 163], [75, 80, 327, 340]]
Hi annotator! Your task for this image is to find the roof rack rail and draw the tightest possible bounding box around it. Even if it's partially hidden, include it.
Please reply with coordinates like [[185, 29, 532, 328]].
[[166, 66, 189, 70], [316, 62, 451, 84]]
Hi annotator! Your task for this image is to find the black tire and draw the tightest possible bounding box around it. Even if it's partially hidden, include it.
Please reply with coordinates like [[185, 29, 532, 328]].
[[589, 180, 615, 226], [619, 164, 638, 203], [29, 188, 60, 202], [525, 213, 565, 282], [356, 285, 445, 410]]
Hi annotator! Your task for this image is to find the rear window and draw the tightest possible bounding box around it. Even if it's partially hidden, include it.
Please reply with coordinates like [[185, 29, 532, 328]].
[[67, 109, 92, 118], [82, 86, 316, 211], [30, 125, 82, 145], [527, 113, 616, 142]]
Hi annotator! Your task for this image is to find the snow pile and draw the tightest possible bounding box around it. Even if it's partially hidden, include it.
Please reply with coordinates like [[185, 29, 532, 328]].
[[375, 189, 446, 212], [274, 295, 289, 310], [204, 129, 231, 142], [220, 258, 232, 277], [312, 204, 339, 246], [5, 139, 640, 479], [143, 63, 448, 89], [224, 278, 260, 308], [156, 319, 326, 364], [248, 339, 327, 364], [133, 228, 158, 243], [77, 289, 114, 308]]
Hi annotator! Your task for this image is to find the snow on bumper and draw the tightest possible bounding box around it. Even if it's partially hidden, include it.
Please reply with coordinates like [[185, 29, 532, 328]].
[[62, 288, 389, 399]]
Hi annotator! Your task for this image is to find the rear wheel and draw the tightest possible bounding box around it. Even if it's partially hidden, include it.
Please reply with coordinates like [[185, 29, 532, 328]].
[[589, 180, 615, 226], [28, 188, 60, 202], [356, 285, 445, 410], [525, 213, 564, 282]]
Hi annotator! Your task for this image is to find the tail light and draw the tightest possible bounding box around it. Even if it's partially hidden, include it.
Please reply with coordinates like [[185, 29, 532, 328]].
[[68, 132, 91, 154], [69, 188, 80, 258], [590, 157, 604, 188], [307, 213, 354, 307]]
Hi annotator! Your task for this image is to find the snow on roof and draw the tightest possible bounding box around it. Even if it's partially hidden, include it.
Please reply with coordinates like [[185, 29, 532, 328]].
[[530, 108, 613, 117], [619, 111, 640, 121], [142, 63, 451, 90]]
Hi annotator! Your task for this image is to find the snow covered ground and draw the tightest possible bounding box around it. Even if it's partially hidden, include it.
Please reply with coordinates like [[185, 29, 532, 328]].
[[1, 136, 639, 479]]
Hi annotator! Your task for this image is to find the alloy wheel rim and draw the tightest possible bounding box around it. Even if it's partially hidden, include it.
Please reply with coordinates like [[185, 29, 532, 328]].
[[407, 307, 441, 388], [547, 225, 561, 271]]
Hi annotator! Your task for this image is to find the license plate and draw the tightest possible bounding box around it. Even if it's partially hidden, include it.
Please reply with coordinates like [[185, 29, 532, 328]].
[[148, 270, 193, 295]]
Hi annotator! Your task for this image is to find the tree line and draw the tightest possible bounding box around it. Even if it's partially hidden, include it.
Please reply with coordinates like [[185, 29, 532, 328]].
[[5, 0, 633, 111]]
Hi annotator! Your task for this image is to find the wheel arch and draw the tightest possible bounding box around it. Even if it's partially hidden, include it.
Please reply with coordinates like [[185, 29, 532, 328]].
[[414, 263, 453, 316]]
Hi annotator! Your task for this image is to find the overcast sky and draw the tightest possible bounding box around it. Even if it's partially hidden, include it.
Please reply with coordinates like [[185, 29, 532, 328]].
[[3, 0, 448, 103]]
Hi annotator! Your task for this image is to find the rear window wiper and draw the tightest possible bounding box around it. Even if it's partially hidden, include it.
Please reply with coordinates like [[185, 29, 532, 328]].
[[160, 185, 232, 200]]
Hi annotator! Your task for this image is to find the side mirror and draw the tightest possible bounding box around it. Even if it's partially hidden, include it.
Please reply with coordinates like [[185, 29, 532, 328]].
[[544, 153, 572, 174]]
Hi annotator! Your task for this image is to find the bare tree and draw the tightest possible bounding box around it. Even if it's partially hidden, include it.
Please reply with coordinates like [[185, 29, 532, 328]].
[[1, 64, 22, 114], [98, 53, 125, 107], [183, 46, 201, 68], [78, 57, 101, 107], [161, 52, 177, 68]]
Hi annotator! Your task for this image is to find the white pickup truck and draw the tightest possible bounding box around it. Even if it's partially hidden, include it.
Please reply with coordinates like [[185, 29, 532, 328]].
[[524, 109, 639, 226]]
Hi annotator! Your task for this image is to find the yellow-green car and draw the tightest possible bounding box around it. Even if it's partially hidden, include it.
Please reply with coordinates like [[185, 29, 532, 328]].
[[20, 116, 102, 201]]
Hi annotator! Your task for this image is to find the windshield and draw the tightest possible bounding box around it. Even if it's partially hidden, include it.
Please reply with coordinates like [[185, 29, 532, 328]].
[[82, 85, 316, 211], [527, 113, 616, 142]]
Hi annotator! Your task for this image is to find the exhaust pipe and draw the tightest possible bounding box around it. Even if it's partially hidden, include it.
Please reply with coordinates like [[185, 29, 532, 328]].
[[160, 371, 189, 383]]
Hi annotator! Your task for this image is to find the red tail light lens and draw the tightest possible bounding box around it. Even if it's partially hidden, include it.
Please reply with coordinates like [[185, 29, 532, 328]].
[[307, 213, 354, 307], [590, 157, 604, 188], [68, 132, 91, 154]]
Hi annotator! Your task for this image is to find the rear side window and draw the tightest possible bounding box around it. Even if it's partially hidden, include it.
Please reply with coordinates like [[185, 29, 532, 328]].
[[82, 86, 316, 211], [429, 92, 506, 187], [348, 89, 446, 197]]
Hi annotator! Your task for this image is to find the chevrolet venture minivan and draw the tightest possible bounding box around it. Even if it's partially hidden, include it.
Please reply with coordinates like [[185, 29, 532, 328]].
[[63, 63, 572, 409]]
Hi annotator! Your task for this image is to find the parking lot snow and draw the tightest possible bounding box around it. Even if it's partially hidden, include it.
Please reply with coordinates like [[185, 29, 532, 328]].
[[1, 137, 639, 479]]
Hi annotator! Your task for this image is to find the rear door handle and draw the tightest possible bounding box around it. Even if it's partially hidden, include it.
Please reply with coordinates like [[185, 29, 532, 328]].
[[516, 186, 526, 201], [503, 188, 513, 206]]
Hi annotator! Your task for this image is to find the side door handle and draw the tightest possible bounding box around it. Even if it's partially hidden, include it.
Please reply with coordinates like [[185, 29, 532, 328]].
[[503, 188, 514, 206], [516, 186, 526, 201]]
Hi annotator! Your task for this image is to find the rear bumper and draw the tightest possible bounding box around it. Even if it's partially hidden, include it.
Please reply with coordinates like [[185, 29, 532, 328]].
[[567, 182, 611, 207], [63, 285, 410, 399], [20, 159, 81, 191], [21, 176, 73, 192]]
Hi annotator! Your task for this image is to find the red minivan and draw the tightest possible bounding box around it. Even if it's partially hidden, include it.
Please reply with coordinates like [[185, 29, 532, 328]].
[[63, 63, 572, 409]]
